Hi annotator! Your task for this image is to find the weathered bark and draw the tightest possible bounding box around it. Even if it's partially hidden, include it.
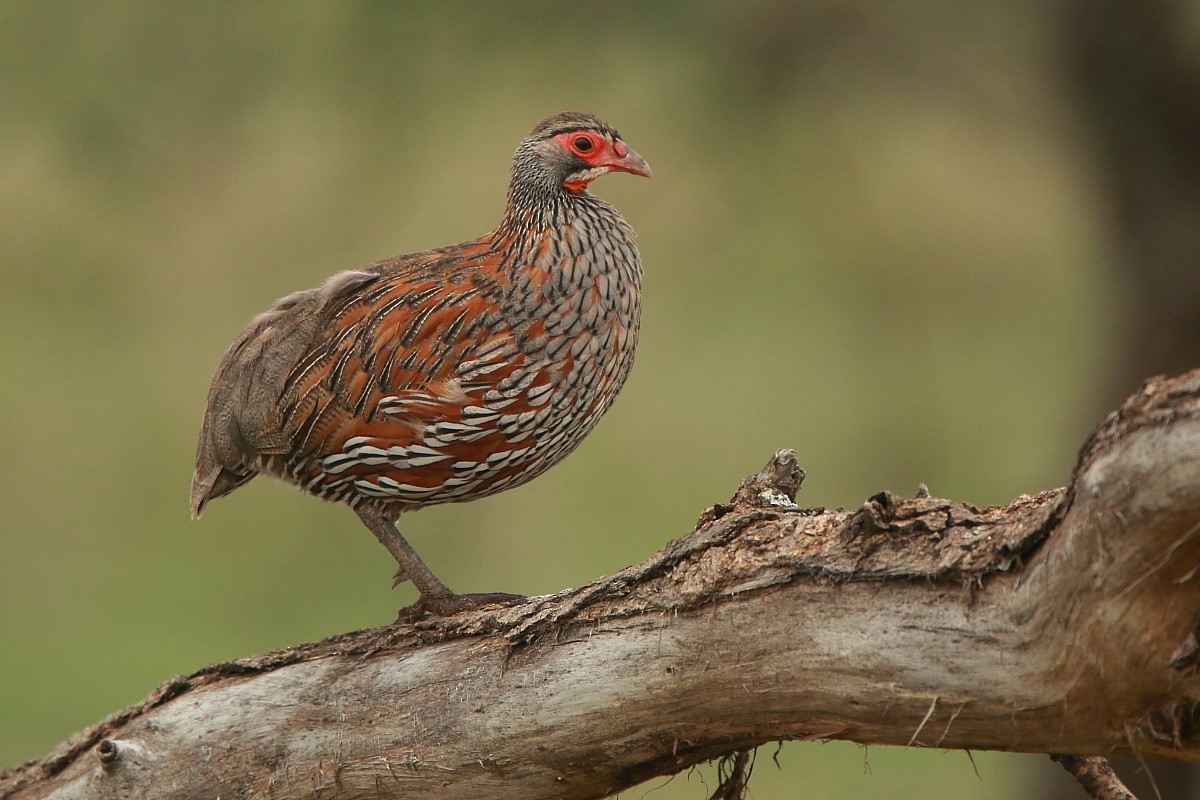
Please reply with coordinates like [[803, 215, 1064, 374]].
[[6, 371, 1200, 800], [1051, 755, 1139, 800], [1056, 3, 1200, 793]]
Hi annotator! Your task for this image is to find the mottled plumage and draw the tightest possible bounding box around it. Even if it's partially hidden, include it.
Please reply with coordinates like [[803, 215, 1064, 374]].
[[192, 112, 651, 616]]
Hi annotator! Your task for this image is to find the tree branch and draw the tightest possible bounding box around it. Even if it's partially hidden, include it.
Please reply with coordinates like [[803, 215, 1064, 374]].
[[6, 371, 1200, 800], [1052, 754, 1141, 800]]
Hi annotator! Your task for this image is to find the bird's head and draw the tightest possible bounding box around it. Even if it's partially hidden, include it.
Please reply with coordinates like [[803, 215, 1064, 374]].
[[512, 112, 652, 196]]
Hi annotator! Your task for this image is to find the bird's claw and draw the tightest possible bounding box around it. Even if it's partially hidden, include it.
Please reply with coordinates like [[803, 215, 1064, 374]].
[[396, 591, 526, 622]]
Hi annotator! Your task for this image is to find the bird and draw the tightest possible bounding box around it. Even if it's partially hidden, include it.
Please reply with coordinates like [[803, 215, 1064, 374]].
[[191, 112, 651, 617]]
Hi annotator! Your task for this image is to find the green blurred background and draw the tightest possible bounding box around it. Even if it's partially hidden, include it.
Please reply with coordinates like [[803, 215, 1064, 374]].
[[4, 1, 1196, 797]]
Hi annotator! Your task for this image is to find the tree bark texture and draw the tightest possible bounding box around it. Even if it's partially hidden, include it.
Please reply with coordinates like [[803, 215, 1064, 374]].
[[6, 371, 1200, 800], [1057, 3, 1200, 794], [1051, 755, 1139, 800]]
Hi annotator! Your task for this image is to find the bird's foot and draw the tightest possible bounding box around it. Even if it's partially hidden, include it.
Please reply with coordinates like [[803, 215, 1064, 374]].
[[396, 591, 526, 622]]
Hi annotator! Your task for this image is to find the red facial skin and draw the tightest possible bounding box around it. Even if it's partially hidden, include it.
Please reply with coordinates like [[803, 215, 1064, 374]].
[[553, 131, 652, 192]]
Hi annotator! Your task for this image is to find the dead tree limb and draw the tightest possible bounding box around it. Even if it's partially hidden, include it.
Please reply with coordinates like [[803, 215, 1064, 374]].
[[1051, 755, 1140, 800], [6, 371, 1200, 800]]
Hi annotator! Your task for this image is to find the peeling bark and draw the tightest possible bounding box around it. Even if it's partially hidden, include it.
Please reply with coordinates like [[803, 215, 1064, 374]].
[[1051, 755, 1139, 800], [6, 371, 1200, 800]]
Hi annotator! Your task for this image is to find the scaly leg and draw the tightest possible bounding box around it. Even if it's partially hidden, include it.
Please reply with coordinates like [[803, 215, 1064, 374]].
[[355, 508, 523, 619]]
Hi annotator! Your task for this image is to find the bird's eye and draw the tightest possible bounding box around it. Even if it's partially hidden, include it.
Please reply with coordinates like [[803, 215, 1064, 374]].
[[573, 136, 594, 153]]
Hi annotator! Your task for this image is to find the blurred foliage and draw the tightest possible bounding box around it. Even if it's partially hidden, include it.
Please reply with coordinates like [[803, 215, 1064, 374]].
[[1, 2, 1119, 797]]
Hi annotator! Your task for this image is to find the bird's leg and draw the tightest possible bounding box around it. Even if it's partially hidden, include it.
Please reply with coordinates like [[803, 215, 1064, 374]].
[[356, 508, 455, 601], [355, 508, 524, 619], [390, 568, 410, 589]]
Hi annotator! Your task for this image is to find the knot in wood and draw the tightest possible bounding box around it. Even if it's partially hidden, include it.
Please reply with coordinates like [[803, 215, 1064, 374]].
[[96, 740, 119, 768], [731, 449, 804, 509]]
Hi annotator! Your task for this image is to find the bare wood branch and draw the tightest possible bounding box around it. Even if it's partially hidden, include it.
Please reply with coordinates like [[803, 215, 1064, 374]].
[[6, 371, 1200, 800], [1051, 755, 1140, 800]]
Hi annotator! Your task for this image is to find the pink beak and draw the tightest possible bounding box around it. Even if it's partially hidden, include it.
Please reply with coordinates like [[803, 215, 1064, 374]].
[[604, 141, 653, 179]]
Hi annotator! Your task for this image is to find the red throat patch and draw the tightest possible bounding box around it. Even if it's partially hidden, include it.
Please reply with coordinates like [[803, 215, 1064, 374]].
[[562, 179, 589, 192]]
